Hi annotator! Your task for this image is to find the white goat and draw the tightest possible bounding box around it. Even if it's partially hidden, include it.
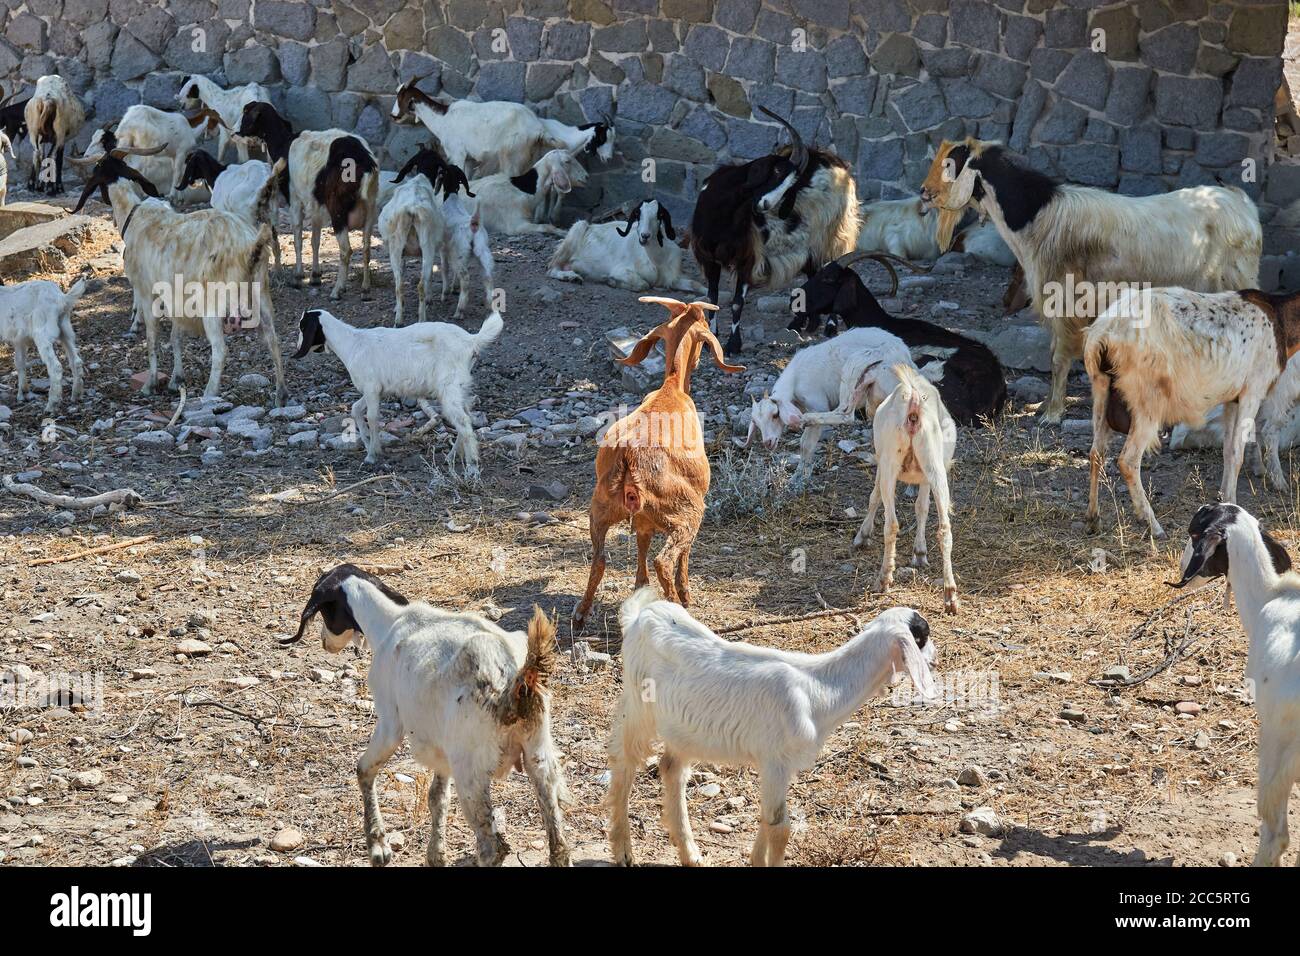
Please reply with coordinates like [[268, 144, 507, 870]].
[[469, 148, 587, 237], [548, 198, 704, 293], [289, 565, 570, 867], [0, 277, 86, 411], [609, 589, 937, 866], [855, 197, 941, 260], [176, 152, 284, 270], [851, 362, 959, 614], [435, 164, 495, 320], [1083, 286, 1300, 539], [70, 149, 286, 405], [85, 105, 215, 200], [292, 308, 501, 472], [742, 326, 912, 477], [379, 160, 444, 327], [1170, 503, 1300, 866], [177, 74, 270, 162], [23, 75, 84, 195], [0, 130, 13, 205]]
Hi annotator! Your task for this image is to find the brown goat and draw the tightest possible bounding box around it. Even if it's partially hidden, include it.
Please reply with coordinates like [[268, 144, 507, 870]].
[[573, 296, 744, 630]]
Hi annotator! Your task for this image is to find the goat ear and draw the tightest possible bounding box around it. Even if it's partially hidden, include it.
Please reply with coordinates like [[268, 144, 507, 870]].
[[658, 205, 676, 241], [698, 325, 744, 374], [551, 162, 572, 194], [1171, 531, 1227, 587], [779, 400, 802, 428], [619, 330, 661, 367], [1261, 528, 1292, 575], [897, 631, 938, 701]]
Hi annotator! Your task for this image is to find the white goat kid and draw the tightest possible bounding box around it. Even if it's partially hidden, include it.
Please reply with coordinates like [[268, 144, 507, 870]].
[[469, 148, 587, 237], [610, 589, 937, 866], [434, 164, 495, 319], [379, 151, 445, 327], [289, 565, 570, 867], [0, 277, 86, 411], [292, 308, 502, 472], [1170, 503, 1300, 866], [851, 363, 959, 614], [0, 130, 14, 205], [548, 198, 704, 293]]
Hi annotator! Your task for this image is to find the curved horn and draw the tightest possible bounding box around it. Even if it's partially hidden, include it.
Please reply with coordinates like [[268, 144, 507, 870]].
[[112, 143, 168, 158], [757, 105, 808, 175], [836, 251, 933, 298], [67, 148, 104, 167]]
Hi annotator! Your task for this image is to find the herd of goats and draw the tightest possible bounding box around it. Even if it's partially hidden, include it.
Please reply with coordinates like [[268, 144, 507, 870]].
[[0, 68, 1298, 868]]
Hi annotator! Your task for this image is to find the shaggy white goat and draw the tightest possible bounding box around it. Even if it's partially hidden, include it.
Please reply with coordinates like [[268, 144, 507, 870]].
[[851, 362, 959, 614], [292, 308, 502, 472], [548, 198, 704, 293], [0, 277, 86, 411], [469, 148, 587, 237], [176, 153, 284, 270], [609, 589, 936, 866], [23, 75, 84, 195], [1170, 503, 1300, 866], [1083, 286, 1300, 539], [855, 196, 941, 260], [176, 74, 270, 162], [742, 326, 912, 477], [71, 149, 286, 405], [289, 565, 570, 867], [85, 104, 215, 200], [923, 139, 1262, 422]]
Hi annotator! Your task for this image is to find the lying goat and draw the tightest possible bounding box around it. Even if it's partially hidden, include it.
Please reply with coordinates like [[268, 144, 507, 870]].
[[0, 277, 86, 411], [469, 148, 587, 237], [548, 198, 703, 293], [292, 308, 501, 472], [289, 565, 569, 866], [610, 589, 936, 865]]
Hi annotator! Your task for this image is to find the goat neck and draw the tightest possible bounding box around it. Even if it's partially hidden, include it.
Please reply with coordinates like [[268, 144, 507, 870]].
[[623, 297, 742, 396], [804, 621, 919, 738]]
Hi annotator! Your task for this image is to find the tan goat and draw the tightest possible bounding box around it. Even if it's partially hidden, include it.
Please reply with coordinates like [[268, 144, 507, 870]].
[[573, 296, 744, 630]]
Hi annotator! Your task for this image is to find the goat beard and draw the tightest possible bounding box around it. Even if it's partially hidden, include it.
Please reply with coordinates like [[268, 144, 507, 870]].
[[935, 207, 962, 254]]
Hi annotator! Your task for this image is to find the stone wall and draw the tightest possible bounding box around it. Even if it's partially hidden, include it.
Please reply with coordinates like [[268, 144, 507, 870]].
[[0, 1, 1294, 252]]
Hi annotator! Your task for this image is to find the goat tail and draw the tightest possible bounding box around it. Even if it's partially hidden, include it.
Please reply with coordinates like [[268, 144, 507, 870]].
[[618, 584, 663, 638], [498, 606, 557, 727], [474, 309, 504, 349], [64, 278, 87, 304], [255, 158, 286, 226], [548, 220, 586, 270], [1082, 339, 1134, 436], [247, 223, 274, 279]]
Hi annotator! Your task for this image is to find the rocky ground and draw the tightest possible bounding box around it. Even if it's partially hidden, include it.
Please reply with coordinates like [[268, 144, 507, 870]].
[[0, 181, 1296, 868]]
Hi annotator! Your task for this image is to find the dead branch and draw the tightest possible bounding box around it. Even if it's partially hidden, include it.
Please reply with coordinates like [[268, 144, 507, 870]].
[[714, 604, 862, 635], [4, 473, 142, 511], [1091, 580, 1224, 690], [29, 534, 156, 567]]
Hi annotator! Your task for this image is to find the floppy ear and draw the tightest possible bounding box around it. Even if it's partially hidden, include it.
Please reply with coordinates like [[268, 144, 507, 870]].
[[658, 205, 676, 241], [619, 330, 662, 367], [1261, 527, 1292, 575], [1171, 531, 1227, 588], [697, 324, 744, 373], [551, 161, 572, 194], [778, 399, 802, 428], [896, 631, 938, 701], [616, 205, 636, 237]]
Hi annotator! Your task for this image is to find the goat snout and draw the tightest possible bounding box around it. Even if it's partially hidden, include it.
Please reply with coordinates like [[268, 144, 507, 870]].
[[638, 233, 650, 245]]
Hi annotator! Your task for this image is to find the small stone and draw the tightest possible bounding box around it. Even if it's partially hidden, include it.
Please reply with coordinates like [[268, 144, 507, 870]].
[[114, 570, 142, 584], [71, 769, 104, 790], [957, 766, 988, 788], [960, 806, 1004, 836], [174, 638, 212, 656], [1193, 730, 1211, 750], [1175, 701, 1202, 715], [129, 668, 157, 680], [269, 827, 305, 852], [10, 728, 34, 744], [1059, 707, 1086, 723], [697, 783, 722, 798], [1102, 665, 1131, 682], [309, 668, 336, 684], [527, 480, 569, 502], [1219, 851, 1236, 867], [708, 820, 733, 833]]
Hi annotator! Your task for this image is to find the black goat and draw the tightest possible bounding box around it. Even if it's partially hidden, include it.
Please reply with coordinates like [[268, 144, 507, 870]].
[[690, 107, 859, 355], [793, 253, 1007, 425], [0, 85, 27, 147]]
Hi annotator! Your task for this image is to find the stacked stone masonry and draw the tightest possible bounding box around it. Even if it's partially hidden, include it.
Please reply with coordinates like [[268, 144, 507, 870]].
[[0, 0, 1294, 254]]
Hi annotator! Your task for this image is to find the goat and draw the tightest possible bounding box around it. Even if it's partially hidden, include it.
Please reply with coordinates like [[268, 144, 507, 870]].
[[177, 152, 285, 271], [432, 162, 494, 320], [691, 107, 859, 355], [391, 80, 598, 178], [85, 105, 217, 201], [0, 83, 28, 149], [850, 362, 960, 614], [573, 297, 743, 631], [238, 103, 379, 300], [288, 565, 569, 867], [1169, 503, 1299, 866], [1083, 286, 1300, 540], [24, 75, 84, 195], [855, 196, 941, 260], [548, 199, 704, 293], [177, 74, 270, 163], [292, 307, 501, 473], [541, 115, 615, 165], [468, 148, 587, 237], [70, 147, 286, 405], [379, 148, 446, 326], [787, 252, 1008, 425], [0, 130, 13, 206], [0, 277, 86, 411], [742, 325, 914, 480], [921, 138, 1262, 423], [609, 589, 936, 866]]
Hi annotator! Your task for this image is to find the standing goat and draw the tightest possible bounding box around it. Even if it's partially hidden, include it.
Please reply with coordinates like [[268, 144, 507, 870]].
[[610, 590, 936, 866], [435, 163, 495, 320], [85, 105, 217, 201], [469, 148, 587, 237], [379, 147, 447, 326], [573, 297, 743, 630], [0, 129, 13, 206], [288, 565, 570, 867], [24, 75, 84, 195], [177, 153, 285, 270], [238, 103, 380, 299], [1169, 503, 1299, 866], [71, 148, 286, 405], [851, 362, 960, 614], [921, 138, 1261, 422], [177, 74, 270, 163], [292, 308, 501, 473], [1083, 286, 1300, 540], [548, 198, 704, 293], [691, 107, 859, 354], [0, 277, 86, 411]]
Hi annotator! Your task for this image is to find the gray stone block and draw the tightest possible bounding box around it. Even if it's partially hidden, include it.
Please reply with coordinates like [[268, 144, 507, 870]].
[[972, 54, 1027, 99], [1119, 124, 1161, 172], [255, 1, 315, 41], [593, 19, 647, 54], [825, 34, 867, 77], [726, 117, 779, 160], [141, 71, 186, 109], [111, 30, 160, 81], [1055, 52, 1110, 111], [284, 85, 332, 132], [678, 105, 726, 150], [1140, 23, 1198, 74], [920, 45, 969, 78], [475, 60, 526, 102], [830, 75, 877, 117], [619, 82, 677, 124], [1117, 173, 1168, 196], [950, 0, 1000, 51], [544, 21, 590, 61], [1194, 130, 1250, 168], [726, 37, 774, 83], [1009, 80, 1046, 152], [716, 0, 760, 34], [890, 80, 946, 133], [1154, 74, 1223, 129], [857, 136, 904, 182], [941, 79, 997, 118], [1104, 65, 1152, 125], [1002, 14, 1041, 60], [526, 63, 571, 102], [913, 13, 947, 49], [278, 41, 310, 86], [1038, 98, 1087, 144], [506, 16, 543, 61], [348, 44, 396, 94], [89, 78, 139, 123], [311, 37, 351, 92], [1044, 8, 1086, 48], [1226, 56, 1283, 110], [162, 22, 227, 74]]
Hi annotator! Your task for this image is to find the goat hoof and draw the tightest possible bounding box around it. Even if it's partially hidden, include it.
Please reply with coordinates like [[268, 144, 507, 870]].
[[944, 589, 960, 615], [910, 553, 929, 569], [368, 840, 393, 867]]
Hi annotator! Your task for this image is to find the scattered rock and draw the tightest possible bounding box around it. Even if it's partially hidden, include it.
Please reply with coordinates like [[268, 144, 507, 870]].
[[1059, 706, 1086, 723], [269, 827, 305, 852], [1174, 701, 1201, 715], [960, 806, 1004, 836], [527, 480, 569, 502], [70, 769, 104, 790], [114, 570, 142, 584], [697, 782, 721, 798], [957, 766, 988, 788], [1193, 730, 1211, 750], [174, 638, 212, 657]]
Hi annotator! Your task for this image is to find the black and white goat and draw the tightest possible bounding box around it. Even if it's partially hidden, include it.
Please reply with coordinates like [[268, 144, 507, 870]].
[[433, 162, 494, 320], [788, 252, 1007, 425], [288, 565, 570, 867], [23, 75, 84, 195], [379, 147, 447, 326], [548, 199, 704, 293], [691, 107, 859, 354], [237, 102, 379, 299], [468, 148, 587, 237], [1170, 503, 1300, 866], [176, 74, 271, 163], [177, 151, 285, 270], [85, 105, 217, 201]]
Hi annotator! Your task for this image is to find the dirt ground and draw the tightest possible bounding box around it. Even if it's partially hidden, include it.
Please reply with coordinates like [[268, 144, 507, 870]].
[[0, 178, 1296, 868]]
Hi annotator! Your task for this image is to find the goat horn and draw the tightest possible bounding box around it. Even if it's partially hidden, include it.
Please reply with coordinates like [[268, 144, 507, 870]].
[[757, 105, 808, 176], [67, 149, 104, 167], [837, 251, 932, 298], [113, 143, 168, 158]]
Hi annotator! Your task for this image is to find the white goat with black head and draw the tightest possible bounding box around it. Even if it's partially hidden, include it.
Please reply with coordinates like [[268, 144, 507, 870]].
[[468, 147, 587, 237], [610, 589, 936, 866], [433, 162, 495, 320], [1170, 503, 1299, 866], [177, 152, 286, 271], [85, 105, 220, 202], [548, 198, 703, 293], [288, 565, 570, 867], [379, 146, 447, 327], [176, 74, 270, 163]]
